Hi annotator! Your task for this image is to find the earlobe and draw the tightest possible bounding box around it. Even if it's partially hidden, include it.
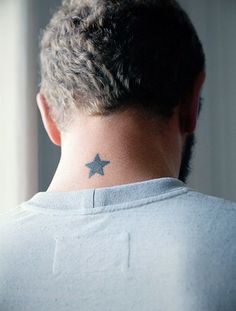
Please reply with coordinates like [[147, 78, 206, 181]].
[[180, 71, 205, 134], [36, 93, 61, 146]]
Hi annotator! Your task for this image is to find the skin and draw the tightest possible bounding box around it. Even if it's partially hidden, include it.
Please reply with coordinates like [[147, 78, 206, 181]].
[[37, 72, 205, 192]]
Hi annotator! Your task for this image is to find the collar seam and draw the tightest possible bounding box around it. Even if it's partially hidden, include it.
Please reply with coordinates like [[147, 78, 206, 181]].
[[19, 187, 188, 216]]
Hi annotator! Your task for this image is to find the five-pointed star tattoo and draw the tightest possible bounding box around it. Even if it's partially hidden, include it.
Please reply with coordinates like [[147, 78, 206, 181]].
[[85, 154, 111, 178]]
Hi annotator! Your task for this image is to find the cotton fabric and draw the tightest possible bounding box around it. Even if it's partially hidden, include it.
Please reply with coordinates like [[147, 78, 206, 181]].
[[0, 177, 236, 311]]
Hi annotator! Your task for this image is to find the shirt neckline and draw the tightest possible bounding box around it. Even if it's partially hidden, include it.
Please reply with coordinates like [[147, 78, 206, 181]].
[[21, 177, 188, 215]]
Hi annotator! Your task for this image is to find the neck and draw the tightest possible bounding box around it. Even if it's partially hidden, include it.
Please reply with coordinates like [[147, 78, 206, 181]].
[[47, 109, 182, 192]]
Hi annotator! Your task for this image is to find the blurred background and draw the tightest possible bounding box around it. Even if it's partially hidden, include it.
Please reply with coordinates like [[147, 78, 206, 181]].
[[1, 0, 236, 213]]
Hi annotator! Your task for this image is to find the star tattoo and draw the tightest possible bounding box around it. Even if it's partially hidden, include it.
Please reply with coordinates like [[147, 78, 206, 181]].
[[85, 154, 111, 178]]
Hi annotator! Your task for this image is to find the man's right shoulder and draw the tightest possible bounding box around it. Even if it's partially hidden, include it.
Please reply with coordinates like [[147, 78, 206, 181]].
[[0, 206, 33, 237]]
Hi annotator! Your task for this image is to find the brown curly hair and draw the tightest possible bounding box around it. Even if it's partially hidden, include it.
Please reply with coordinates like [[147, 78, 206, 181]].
[[40, 0, 205, 130]]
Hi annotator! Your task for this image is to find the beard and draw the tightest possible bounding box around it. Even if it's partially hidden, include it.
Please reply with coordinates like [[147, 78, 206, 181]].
[[178, 133, 195, 183]]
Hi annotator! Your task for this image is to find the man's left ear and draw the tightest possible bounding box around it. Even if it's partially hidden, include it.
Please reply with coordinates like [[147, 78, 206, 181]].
[[37, 93, 61, 146], [179, 71, 205, 134]]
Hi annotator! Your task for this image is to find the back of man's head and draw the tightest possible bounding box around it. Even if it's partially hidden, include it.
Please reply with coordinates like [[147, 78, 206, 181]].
[[40, 0, 205, 131]]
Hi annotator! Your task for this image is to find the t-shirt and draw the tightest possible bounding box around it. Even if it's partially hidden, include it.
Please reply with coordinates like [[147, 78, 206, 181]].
[[0, 177, 236, 311]]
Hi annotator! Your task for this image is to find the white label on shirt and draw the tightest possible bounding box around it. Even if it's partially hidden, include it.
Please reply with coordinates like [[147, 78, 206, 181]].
[[52, 231, 130, 276]]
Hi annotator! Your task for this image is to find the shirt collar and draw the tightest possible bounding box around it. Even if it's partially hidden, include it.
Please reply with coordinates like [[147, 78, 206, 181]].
[[22, 177, 187, 214]]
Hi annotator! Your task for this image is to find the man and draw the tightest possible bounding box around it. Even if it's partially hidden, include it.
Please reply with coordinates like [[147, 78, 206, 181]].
[[1, 0, 236, 310]]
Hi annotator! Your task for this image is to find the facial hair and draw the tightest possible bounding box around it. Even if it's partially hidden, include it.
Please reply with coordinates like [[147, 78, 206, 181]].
[[178, 133, 195, 183]]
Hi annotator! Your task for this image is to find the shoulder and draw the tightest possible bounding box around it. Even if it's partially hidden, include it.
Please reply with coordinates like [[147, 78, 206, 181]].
[[164, 187, 236, 236], [0, 205, 34, 231], [177, 188, 236, 237], [0, 205, 40, 252], [0, 204, 49, 280], [184, 188, 236, 212], [181, 187, 236, 224]]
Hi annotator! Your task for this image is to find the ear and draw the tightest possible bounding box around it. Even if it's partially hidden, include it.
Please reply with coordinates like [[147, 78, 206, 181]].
[[179, 71, 205, 134], [36, 93, 61, 146]]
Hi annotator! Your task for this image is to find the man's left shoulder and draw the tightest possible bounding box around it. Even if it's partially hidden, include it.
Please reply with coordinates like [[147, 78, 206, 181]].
[[185, 188, 236, 212], [182, 189, 236, 237]]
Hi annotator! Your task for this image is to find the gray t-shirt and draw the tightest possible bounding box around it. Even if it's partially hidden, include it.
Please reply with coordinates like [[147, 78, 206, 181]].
[[0, 177, 236, 311]]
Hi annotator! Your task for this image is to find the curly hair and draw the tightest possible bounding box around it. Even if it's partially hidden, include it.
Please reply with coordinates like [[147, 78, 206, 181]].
[[40, 0, 205, 130]]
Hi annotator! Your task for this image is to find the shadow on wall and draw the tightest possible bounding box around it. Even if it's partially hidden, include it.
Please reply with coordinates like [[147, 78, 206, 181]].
[[37, 0, 61, 191]]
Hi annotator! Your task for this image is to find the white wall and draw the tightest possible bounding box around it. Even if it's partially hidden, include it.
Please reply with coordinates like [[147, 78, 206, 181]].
[[0, 0, 38, 213]]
